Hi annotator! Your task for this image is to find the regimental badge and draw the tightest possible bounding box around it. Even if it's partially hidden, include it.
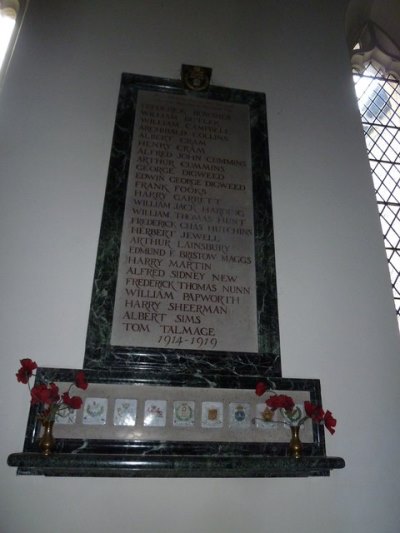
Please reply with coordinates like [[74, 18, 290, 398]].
[[113, 399, 137, 426], [83, 398, 108, 425], [181, 64, 212, 92], [255, 403, 278, 429], [173, 400, 195, 427], [55, 406, 77, 425], [201, 402, 223, 428], [143, 400, 167, 427], [229, 402, 251, 429]]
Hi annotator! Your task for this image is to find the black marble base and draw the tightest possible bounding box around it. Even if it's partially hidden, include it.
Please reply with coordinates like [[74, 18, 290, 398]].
[[8, 452, 345, 478]]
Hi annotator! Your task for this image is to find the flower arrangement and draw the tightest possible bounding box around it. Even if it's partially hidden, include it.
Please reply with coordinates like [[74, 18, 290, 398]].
[[255, 382, 337, 434], [16, 358, 88, 423]]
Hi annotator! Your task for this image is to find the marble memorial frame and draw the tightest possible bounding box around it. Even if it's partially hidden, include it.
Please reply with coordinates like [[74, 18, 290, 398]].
[[19, 368, 326, 461], [84, 73, 281, 377], [8, 73, 346, 478]]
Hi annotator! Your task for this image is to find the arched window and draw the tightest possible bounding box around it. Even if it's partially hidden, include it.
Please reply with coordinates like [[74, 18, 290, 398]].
[[351, 21, 400, 330]]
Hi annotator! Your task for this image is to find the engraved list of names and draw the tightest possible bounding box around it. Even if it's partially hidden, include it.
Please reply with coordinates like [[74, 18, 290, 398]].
[[110, 90, 258, 353]]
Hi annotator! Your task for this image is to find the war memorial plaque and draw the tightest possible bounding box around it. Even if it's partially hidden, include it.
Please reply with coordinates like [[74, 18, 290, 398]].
[[9, 71, 345, 480], [110, 90, 257, 353], [84, 72, 281, 375]]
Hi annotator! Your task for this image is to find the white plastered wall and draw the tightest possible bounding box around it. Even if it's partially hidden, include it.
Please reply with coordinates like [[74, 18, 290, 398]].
[[1, 1, 399, 532]]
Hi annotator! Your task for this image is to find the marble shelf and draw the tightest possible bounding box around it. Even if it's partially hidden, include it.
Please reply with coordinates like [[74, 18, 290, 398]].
[[8, 452, 345, 478], [8, 369, 345, 478]]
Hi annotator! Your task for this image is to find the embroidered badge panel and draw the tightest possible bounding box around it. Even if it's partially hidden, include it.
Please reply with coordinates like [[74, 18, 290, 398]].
[[83, 398, 108, 425], [113, 399, 137, 426], [46, 378, 316, 444], [173, 401, 195, 427]]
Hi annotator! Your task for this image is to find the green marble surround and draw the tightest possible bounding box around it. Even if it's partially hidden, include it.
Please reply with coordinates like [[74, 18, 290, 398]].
[[8, 453, 345, 478], [83, 73, 281, 375]]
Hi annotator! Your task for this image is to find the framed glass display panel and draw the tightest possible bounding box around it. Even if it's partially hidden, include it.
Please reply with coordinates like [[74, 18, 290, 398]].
[[10, 368, 338, 478], [84, 73, 281, 377]]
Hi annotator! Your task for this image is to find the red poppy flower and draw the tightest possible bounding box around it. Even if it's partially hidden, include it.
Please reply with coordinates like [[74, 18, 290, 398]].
[[255, 382, 268, 396], [304, 401, 325, 423], [75, 370, 88, 390], [31, 384, 49, 405], [47, 383, 60, 404], [266, 394, 295, 412], [16, 358, 38, 384], [324, 410, 337, 434], [62, 392, 83, 410], [30, 383, 60, 406]]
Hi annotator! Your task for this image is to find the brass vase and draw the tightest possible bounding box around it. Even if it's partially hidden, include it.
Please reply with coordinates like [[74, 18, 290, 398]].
[[289, 425, 302, 458], [39, 420, 55, 456]]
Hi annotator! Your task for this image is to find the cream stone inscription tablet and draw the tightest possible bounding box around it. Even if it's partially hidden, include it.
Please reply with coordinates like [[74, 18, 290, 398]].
[[110, 90, 257, 352]]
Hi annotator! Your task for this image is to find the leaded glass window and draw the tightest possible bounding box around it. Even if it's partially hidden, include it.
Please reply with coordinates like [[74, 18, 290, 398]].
[[353, 61, 400, 329]]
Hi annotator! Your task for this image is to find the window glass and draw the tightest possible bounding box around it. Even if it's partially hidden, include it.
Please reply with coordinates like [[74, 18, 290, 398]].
[[353, 61, 400, 329], [0, 5, 17, 70]]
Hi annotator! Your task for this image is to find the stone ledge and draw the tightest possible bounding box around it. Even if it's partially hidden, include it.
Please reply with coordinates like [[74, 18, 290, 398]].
[[8, 452, 345, 478]]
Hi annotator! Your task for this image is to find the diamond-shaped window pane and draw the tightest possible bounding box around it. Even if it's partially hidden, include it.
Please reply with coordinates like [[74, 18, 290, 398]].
[[371, 162, 400, 203], [395, 298, 400, 320], [378, 204, 400, 248], [364, 125, 400, 163]]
